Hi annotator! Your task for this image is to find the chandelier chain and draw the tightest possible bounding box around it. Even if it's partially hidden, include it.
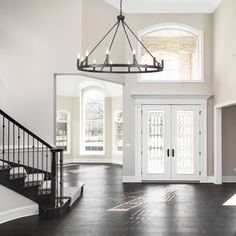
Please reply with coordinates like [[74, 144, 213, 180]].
[[120, 0, 123, 15]]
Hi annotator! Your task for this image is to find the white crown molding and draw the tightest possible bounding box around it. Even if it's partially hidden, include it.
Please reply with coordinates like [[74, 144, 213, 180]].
[[104, 0, 222, 14], [132, 94, 213, 105]]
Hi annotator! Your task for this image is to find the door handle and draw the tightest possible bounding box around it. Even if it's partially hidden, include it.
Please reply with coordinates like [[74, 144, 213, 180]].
[[172, 149, 175, 157], [167, 149, 170, 157]]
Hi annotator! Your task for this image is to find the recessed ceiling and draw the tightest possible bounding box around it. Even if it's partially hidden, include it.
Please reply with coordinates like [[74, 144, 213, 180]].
[[104, 0, 222, 13]]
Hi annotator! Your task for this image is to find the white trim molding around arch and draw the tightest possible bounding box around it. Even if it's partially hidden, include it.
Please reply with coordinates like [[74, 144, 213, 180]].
[[122, 94, 212, 183]]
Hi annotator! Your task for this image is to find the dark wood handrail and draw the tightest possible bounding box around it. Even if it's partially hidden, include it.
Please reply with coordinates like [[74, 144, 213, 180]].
[[0, 109, 53, 149]]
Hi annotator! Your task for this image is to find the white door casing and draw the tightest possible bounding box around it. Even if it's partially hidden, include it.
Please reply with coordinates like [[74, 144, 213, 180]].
[[132, 94, 211, 183], [142, 104, 200, 181]]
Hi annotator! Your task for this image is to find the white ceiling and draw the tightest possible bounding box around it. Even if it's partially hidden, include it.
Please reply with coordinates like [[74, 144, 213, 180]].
[[104, 0, 222, 13], [57, 75, 123, 98]]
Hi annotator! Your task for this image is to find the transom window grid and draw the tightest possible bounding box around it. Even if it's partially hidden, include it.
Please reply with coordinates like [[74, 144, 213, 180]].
[[140, 28, 201, 82]]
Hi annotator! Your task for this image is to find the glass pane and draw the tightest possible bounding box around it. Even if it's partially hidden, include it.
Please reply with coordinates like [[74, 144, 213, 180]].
[[141, 28, 199, 81], [83, 88, 104, 152], [176, 110, 195, 174], [147, 111, 165, 174]]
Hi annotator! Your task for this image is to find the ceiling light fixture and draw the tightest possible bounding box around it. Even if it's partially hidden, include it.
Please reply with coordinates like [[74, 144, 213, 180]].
[[77, 0, 164, 74]]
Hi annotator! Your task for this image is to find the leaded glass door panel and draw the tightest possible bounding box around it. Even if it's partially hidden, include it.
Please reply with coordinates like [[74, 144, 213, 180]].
[[142, 104, 200, 181], [171, 105, 200, 181], [142, 105, 171, 180]]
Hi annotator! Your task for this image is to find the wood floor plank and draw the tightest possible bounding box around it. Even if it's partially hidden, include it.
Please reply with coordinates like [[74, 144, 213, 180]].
[[1, 164, 236, 236]]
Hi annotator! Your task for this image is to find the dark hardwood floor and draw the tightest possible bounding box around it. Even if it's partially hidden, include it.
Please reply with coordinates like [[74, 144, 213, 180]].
[[1, 163, 236, 236]]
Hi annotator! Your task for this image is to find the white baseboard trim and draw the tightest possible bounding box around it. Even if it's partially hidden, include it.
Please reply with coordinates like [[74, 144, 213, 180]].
[[222, 176, 236, 183], [122, 176, 142, 183], [111, 159, 123, 165], [122, 175, 217, 184], [0, 205, 38, 225], [206, 176, 216, 184], [73, 158, 123, 166]]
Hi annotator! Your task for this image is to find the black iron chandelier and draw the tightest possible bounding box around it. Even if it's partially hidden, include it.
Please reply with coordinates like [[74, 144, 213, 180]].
[[77, 0, 164, 74]]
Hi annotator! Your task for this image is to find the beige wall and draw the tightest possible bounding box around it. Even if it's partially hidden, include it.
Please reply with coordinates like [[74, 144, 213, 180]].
[[213, 0, 236, 105], [0, 0, 219, 179], [121, 13, 214, 176], [222, 105, 236, 176], [0, 0, 82, 144]]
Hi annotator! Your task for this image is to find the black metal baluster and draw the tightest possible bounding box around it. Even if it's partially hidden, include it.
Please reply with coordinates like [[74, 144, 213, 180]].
[[8, 120, 10, 163], [23, 131, 25, 166], [46, 148, 49, 192], [32, 138, 35, 182], [56, 152, 59, 208], [42, 144, 44, 191], [59, 150, 64, 206], [2, 116, 5, 166], [37, 140, 39, 184], [13, 124, 15, 176], [18, 127, 20, 174], [51, 149, 56, 208], [28, 134, 30, 183]]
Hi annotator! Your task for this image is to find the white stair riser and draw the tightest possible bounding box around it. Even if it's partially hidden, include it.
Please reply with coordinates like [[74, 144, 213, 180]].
[[0, 161, 9, 168], [10, 167, 26, 175], [25, 173, 45, 183], [40, 180, 51, 190]]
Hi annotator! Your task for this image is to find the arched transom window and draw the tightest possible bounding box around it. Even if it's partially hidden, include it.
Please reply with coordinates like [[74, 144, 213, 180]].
[[140, 25, 203, 82]]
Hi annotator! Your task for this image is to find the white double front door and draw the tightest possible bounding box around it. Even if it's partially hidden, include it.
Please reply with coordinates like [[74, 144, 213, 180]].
[[142, 105, 200, 181]]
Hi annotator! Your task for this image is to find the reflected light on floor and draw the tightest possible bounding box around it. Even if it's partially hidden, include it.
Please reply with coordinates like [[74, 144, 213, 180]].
[[223, 194, 236, 206]]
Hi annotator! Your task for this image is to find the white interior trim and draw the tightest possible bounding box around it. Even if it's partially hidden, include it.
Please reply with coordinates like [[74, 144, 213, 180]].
[[0, 205, 38, 225], [214, 106, 222, 184], [132, 94, 212, 183], [137, 23, 204, 83], [122, 176, 142, 183], [104, 0, 222, 14], [222, 176, 236, 183], [214, 99, 236, 185], [73, 158, 123, 165]]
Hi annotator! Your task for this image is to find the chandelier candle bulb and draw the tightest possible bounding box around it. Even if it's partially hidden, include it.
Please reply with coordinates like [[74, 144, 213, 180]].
[[85, 50, 89, 57]]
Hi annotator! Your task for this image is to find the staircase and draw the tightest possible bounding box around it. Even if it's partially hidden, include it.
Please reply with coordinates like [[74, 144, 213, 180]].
[[0, 109, 78, 218]]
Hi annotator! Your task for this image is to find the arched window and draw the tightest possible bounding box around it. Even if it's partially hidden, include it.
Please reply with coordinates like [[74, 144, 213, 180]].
[[81, 87, 105, 154], [140, 24, 203, 82], [56, 110, 71, 154]]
